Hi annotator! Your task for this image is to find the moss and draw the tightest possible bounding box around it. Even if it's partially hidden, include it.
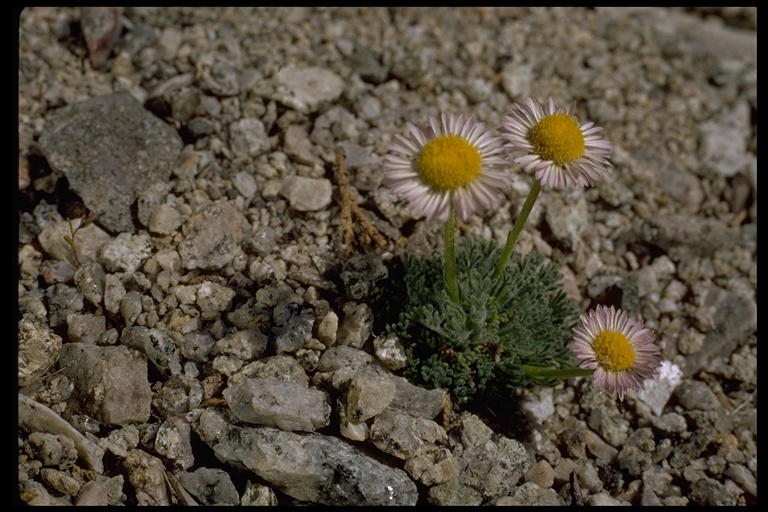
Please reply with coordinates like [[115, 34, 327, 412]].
[[377, 236, 579, 405]]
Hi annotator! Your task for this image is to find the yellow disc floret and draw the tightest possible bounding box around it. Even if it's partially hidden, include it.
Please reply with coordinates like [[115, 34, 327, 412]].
[[592, 330, 636, 372], [418, 135, 482, 191], [529, 113, 585, 166]]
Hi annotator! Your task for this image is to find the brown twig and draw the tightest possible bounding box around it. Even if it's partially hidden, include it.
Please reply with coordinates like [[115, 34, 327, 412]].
[[335, 147, 388, 254]]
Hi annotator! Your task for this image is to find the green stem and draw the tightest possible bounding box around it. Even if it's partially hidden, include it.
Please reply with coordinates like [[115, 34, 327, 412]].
[[444, 201, 460, 305], [521, 364, 594, 379], [493, 179, 542, 279]]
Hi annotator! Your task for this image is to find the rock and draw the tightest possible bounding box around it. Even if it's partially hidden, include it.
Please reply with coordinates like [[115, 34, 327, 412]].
[[223, 378, 331, 432], [428, 414, 531, 506], [178, 201, 248, 270], [80, 7, 121, 69], [36, 91, 182, 233], [123, 449, 172, 506], [347, 365, 397, 422], [179, 467, 240, 505], [369, 408, 447, 460], [18, 316, 62, 387], [280, 176, 333, 212], [18, 394, 105, 473], [199, 417, 418, 506], [273, 66, 345, 113], [59, 343, 152, 426]]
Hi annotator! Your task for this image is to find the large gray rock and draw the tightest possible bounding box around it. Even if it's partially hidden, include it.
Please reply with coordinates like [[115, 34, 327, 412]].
[[197, 411, 418, 506], [37, 90, 182, 233]]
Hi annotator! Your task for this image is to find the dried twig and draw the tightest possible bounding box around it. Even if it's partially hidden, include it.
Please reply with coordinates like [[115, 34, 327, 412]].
[[335, 147, 387, 254]]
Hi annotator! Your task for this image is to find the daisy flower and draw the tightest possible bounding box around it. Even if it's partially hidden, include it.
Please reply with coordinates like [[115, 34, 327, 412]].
[[501, 97, 613, 189], [383, 112, 513, 223], [572, 305, 661, 401]]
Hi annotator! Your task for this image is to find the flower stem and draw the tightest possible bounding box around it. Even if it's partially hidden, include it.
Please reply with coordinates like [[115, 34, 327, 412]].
[[521, 364, 594, 379], [493, 179, 542, 279], [444, 201, 460, 305]]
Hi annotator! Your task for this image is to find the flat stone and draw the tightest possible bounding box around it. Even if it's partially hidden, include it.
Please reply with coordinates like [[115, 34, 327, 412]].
[[37, 90, 182, 233]]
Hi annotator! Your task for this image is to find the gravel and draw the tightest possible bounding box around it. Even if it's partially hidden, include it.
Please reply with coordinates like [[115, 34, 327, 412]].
[[17, 7, 756, 506]]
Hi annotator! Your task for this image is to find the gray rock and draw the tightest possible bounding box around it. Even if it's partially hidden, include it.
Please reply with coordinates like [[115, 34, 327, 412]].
[[18, 394, 105, 473], [724, 464, 757, 498], [179, 467, 240, 505], [59, 343, 152, 426], [155, 417, 195, 471], [229, 118, 270, 158], [583, 428, 619, 464], [336, 302, 373, 348], [216, 330, 268, 361], [280, 176, 333, 212], [428, 414, 531, 506], [181, 331, 216, 362], [370, 408, 447, 460], [148, 203, 183, 235], [36, 90, 182, 233], [229, 354, 309, 388], [74, 262, 106, 307], [674, 380, 721, 411], [271, 300, 315, 354], [544, 195, 589, 250], [223, 378, 331, 432], [119, 290, 143, 326], [136, 181, 172, 227], [636, 213, 740, 259], [690, 476, 740, 506], [99, 424, 140, 458], [21, 373, 73, 406], [74, 480, 110, 506], [120, 326, 183, 377], [669, 426, 717, 469], [123, 449, 172, 506], [389, 375, 448, 420], [194, 281, 237, 320], [231, 170, 258, 199], [404, 445, 459, 486], [201, 419, 418, 505], [66, 313, 106, 344], [347, 365, 397, 422], [152, 386, 189, 419], [682, 284, 757, 376], [38, 217, 112, 267], [618, 427, 656, 477], [178, 201, 248, 270], [40, 467, 82, 496], [283, 124, 322, 166], [18, 316, 62, 387], [23, 432, 79, 470], [103, 273, 126, 314], [492, 482, 565, 506], [650, 412, 688, 435], [373, 334, 407, 370], [698, 101, 753, 178], [240, 480, 278, 506], [337, 396, 369, 442], [45, 283, 84, 328], [588, 405, 630, 447], [273, 66, 345, 113]]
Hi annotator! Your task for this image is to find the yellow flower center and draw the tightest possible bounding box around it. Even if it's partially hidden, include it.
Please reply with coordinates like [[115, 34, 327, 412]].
[[418, 135, 482, 191], [529, 113, 585, 166], [592, 330, 636, 372]]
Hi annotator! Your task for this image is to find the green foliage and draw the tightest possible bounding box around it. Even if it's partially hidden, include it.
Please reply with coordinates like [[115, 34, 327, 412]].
[[378, 236, 579, 405], [64, 211, 96, 267]]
